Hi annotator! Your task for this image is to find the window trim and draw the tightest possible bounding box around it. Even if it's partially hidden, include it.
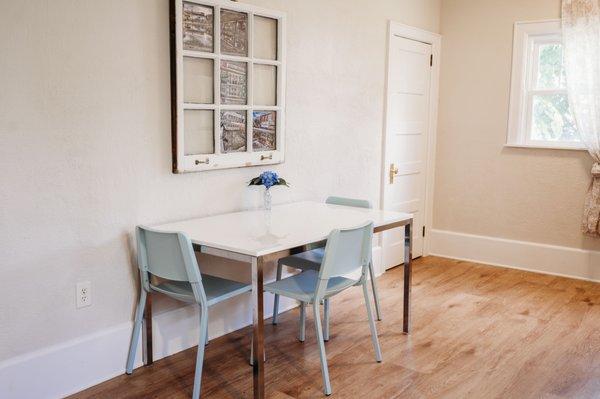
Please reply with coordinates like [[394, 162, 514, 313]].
[[506, 20, 585, 151]]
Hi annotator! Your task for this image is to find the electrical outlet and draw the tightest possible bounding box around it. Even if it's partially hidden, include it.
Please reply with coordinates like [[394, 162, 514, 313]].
[[76, 281, 92, 309]]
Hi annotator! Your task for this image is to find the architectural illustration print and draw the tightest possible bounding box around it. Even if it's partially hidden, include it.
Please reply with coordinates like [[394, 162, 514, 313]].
[[220, 9, 248, 56], [252, 111, 276, 151], [182, 2, 213, 52], [220, 60, 247, 105], [221, 110, 247, 152]]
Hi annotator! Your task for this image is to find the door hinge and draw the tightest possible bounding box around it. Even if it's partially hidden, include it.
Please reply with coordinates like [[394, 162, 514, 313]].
[[422, 226, 426, 237], [430, 54, 433, 67]]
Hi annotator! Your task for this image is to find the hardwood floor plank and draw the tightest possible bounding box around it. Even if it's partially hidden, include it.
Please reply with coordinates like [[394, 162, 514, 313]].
[[69, 256, 600, 399]]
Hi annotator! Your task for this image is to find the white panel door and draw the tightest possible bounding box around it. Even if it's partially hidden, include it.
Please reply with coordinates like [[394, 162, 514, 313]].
[[382, 35, 432, 269]]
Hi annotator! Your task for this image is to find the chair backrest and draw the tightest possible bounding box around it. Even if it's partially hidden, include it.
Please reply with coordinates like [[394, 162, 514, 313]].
[[316, 221, 373, 297], [136, 226, 203, 293], [326, 196, 372, 209]]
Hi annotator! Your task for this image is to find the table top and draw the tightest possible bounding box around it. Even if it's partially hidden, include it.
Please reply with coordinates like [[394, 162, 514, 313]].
[[154, 201, 412, 257]]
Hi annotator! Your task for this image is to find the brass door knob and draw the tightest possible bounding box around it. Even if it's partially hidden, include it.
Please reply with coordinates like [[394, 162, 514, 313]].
[[389, 163, 399, 184]]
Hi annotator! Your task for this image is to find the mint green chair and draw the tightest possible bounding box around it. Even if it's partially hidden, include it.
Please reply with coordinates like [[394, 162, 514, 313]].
[[126, 226, 252, 399], [264, 221, 382, 396], [272, 196, 383, 340]]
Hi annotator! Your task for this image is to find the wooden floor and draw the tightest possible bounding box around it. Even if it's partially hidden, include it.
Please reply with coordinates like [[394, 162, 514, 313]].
[[70, 256, 600, 399]]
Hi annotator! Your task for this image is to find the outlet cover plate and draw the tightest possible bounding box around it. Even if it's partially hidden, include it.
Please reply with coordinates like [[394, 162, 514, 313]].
[[76, 281, 92, 308]]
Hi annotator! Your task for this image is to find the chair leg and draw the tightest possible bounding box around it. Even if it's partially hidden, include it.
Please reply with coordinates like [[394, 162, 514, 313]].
[[368, 261, 382, 321], [272, 263, 283, 325], [205, 319, 209, 346], [126, 289, 147, 374], [313, 302, 332, 396], [298, 301, 306, 342], [323, 298, 330, 341], [192, 306, 209, 399], [362, 282, 382, 363]]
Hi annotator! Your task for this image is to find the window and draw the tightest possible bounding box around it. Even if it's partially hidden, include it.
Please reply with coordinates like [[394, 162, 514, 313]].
[[171, 0, 286, 173], [507, 20, 583, 150]]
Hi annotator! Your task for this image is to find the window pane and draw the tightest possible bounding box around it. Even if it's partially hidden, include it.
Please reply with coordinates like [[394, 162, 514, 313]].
[[184, 110, 214, 155], [253, 64, 277, 106], [536, 43, 566, 89], [183, 57, 213, 104], [220, 9, 248, 56], [253, 111, 276, 151], [182, 2, 214, 53], [253, 16, 277, 60], [531, 93, 579, 142], [220, 60, 247, 105], [221, 110, 247, 153]]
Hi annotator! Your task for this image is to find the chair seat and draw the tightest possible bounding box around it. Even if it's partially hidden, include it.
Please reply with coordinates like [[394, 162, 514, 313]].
[[151, 274, 251, 306], [264, 270, 357, 303], [278, 248, 324, 271]]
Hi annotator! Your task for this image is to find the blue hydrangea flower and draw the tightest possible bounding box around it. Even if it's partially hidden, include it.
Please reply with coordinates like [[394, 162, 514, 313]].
[[260, 171, 279, 189]]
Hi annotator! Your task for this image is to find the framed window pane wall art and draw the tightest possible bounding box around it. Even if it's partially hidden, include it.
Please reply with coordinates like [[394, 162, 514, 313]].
[[171, 0, 286, 172]]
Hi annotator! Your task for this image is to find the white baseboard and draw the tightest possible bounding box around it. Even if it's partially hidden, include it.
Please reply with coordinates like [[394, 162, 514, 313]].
[[0, 322, 140, 399], [429, 229, 600, 282], [0, 294, 297, 399]]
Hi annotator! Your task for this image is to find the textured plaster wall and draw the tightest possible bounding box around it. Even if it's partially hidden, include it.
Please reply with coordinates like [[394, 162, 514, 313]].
[[435, 0, 600, 252], [0, 0, 440, 360]]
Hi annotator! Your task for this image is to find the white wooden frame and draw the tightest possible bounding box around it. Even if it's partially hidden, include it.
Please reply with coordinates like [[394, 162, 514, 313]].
[[506, 20, 585, 151], [171, 0, 287, 173], [380, 21, 441, 258]]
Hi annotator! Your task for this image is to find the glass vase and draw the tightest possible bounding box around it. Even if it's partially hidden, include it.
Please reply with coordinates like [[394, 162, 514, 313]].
[[263, 188, 272, 211]]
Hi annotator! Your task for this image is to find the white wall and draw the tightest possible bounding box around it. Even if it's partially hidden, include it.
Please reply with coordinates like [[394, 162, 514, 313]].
[[0, 0, 441, 396], [432, 0, 600, 277]]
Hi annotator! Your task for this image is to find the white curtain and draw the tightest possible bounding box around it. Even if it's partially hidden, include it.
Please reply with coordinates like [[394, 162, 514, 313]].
[[563, 0, 600, 237]]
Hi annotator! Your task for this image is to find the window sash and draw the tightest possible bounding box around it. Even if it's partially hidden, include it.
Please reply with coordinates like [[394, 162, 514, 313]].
[[530, 39, 563, 90], [523, 90, 580, 147], [172, 0, 287, 172]]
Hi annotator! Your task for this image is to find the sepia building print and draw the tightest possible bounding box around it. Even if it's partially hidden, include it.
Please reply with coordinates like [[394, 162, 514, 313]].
[[220, 9, 248, 56], [220, 60, 247, 105], [183, 2, 214, 52], [221, 110, 247, 153]]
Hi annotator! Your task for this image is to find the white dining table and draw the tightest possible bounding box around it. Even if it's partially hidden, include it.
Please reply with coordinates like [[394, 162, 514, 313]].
[[147, 201, 413, 398]]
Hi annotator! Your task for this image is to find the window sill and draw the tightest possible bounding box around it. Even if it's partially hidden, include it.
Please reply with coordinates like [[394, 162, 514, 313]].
[[504, 143, 587, 151]]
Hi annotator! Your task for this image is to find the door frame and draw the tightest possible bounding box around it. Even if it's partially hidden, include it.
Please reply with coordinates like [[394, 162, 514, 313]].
[[380, 21, 441, 259]]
